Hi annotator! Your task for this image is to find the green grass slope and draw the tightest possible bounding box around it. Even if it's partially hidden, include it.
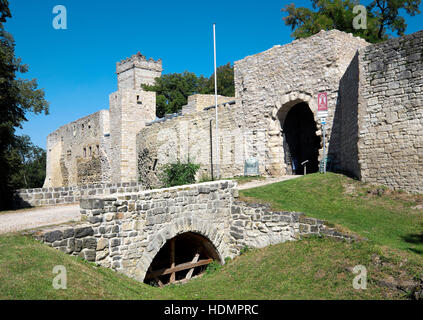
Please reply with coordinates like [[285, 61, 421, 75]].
[[1, 172, 422, 300], [0, 234, 422, 300], [240, 173, 423, 255]]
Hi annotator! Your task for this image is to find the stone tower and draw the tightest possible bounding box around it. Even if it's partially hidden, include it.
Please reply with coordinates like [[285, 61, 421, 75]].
[[109, 53, 162, 183], [116, 52, 163, 90]]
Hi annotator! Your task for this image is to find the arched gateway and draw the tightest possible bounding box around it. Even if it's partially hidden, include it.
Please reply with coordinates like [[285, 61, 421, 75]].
[[266, 93, 322, 176]]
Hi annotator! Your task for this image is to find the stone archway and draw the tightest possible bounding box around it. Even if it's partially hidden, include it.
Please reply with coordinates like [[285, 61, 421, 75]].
[[143, 232, 221, 286], [279, 102, 321, 174], [135, 216, 226, 283], [266, 92, 321, 176]]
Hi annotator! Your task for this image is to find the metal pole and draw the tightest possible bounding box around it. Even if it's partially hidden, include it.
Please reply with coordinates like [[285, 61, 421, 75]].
[[323, 122, 326, 174], [213, 23, 220, 179], [210, 119, 214, 180]]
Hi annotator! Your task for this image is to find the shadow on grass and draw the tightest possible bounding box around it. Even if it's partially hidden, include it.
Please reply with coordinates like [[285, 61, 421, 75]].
[[401, 224, 423, 255]]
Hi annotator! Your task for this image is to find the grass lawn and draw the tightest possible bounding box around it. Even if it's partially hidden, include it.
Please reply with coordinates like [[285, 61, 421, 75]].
[[1, 233, 421, 300], [1, 172, 422, 300], [240, 172, 423, 255]]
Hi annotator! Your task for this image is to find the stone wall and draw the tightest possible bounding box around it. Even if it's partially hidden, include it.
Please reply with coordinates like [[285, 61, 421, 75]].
[[137, 101, 246, 187], [13, 182, 145, 209], [32, 181, 356, 283], [329, 52, 361, 176], [234, 30, 369, 175], [229, 201, 356, 253], [44, 110, 111, 188], [109, 89, 156, 184], [182, 94, 235, 114], [354, 31, 423, 193], [44, 53, 160, 188], [116, 53, 162, 90]]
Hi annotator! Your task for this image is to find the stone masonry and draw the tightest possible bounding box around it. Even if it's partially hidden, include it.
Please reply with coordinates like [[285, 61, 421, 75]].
[[32, 181, 356, 283], [41, 29, 423, 194], [357, 32, 423, 193], [14, 182, 145, 209]]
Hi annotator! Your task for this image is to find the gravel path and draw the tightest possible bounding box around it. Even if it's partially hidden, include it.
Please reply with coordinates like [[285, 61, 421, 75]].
[[0, 204, 81, 234], [238, 175, 301, 190]]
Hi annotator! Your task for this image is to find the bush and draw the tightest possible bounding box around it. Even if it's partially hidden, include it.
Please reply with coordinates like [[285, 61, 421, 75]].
[[160, 159, 200, 188], [205, 261, 222, 275]]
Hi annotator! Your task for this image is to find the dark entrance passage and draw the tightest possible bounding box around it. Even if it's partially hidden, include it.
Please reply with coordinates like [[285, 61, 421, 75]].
[[144, 232, 220, 287], [281, 102, 320, 175]]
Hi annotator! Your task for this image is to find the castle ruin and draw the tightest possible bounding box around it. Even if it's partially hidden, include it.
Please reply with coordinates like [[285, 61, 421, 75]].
[[43, 29, 423, 194]]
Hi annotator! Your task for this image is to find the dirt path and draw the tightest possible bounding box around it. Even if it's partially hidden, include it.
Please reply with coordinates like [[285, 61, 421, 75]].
[[0, 204, 81, 234], [237, 175, 301, 190]]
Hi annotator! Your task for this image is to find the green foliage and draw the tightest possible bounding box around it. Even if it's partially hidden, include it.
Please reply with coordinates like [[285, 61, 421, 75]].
[[142, 71, 207, 118], [200, 62, 235, 97], [205, 260, 222, 275], [281, 0, 421, 43], [142, 63, 235, 118], [240, 246, 251, 255], [9, 135, 46, 189], [368, 0, 421, 39], [0, 0, 49, 210], [159, 159, 200, 188]]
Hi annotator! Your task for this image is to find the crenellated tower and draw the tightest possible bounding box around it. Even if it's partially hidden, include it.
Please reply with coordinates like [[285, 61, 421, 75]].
[[116, 52, 162, 90]]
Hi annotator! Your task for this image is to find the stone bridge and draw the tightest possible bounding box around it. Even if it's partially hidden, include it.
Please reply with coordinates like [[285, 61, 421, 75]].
[[33, 180, 354, 285]]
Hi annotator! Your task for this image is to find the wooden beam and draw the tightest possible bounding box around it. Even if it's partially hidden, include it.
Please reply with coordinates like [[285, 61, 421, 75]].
[[172, 272, 205, 286], [147, 258, 213, 279], [185, 253, 200, 280], [169, 238, 175, 283]]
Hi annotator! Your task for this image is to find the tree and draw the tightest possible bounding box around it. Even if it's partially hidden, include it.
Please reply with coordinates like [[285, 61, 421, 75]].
[[142, 71, 207, 118], [0, 0, 49, 210], [282, 0, 421, 43], [142, 63, 235, 118], [9, 135, 46, 190], [368, 0, 421, 39], [201, 63, 235, 97]]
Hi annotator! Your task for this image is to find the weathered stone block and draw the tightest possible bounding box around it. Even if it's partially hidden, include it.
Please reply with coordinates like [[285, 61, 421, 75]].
[[44, 230, 63, 243], [75, 226, 94, 238]]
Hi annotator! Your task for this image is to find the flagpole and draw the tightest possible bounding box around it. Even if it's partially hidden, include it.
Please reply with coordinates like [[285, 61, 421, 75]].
[[213, 23, 220, 179]]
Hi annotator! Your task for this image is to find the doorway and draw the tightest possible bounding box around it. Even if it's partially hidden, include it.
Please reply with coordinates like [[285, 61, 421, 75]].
[[279, 102, 320, 175]]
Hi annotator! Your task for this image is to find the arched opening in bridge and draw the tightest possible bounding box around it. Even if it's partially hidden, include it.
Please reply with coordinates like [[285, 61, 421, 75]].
[[144, 232, 221, 287], [279, 102, 320, 175]]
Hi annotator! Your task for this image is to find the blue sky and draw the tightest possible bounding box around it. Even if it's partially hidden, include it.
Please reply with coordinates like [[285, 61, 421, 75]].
[[7, 0, 423, 148]]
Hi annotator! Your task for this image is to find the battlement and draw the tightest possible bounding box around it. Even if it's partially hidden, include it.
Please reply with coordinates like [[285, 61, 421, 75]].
[[116, 52, 163, 90], [116, 52, 162, 74]]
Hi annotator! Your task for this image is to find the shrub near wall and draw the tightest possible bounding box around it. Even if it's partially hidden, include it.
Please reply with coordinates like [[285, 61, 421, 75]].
[[160, 159, 200, 188]]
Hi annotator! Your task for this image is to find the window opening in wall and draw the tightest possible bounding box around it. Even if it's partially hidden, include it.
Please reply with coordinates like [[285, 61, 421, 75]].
[[153, 159, 158, 171], [96, 145, 100, 154], [83, 148, 87, 157], [89, 146, 92, 156]]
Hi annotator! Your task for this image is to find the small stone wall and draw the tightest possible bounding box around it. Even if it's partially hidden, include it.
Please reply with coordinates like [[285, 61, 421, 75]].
[[229, 201, 356, 255], [31, 180, 357, 284], [13, 182, 145, 209]]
